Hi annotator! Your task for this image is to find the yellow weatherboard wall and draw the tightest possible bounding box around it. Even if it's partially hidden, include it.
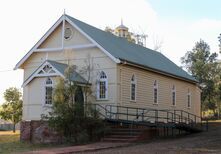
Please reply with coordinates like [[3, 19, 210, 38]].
[[117, 65, 200, 117]]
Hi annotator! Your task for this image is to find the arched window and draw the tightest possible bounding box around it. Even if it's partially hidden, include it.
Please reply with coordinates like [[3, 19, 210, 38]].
[[187, 89, 191, 108], [97, 71, 108, 99], [45, 77, 53, 105], [153, 80, 158, 104], [172, 85, 176, 106], [130, 75, 136, 101]]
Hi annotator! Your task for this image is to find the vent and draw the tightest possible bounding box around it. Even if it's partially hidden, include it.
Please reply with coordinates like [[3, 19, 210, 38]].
[[64, 27, 73, 40]]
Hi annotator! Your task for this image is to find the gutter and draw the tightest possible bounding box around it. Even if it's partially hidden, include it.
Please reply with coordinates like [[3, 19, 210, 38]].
[[120, 59, 198, 85]]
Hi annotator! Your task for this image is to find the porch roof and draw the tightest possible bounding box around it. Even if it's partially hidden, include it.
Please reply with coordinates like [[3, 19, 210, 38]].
[[23, 60, 88, 87], [48, 60, 88, 84]]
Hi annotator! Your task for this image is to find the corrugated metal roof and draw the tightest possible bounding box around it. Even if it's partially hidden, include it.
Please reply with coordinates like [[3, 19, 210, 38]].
[[23, 60, 88, 85], [48, 60, 88, 84], [66, 15, 197, 83]]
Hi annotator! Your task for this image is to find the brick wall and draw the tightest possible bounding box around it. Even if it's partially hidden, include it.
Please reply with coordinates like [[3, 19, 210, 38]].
[[20, 120, 62, 144]]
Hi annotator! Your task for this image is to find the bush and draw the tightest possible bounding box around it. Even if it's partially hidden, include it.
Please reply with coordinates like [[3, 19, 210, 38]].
[[42, 72, 107, 144]]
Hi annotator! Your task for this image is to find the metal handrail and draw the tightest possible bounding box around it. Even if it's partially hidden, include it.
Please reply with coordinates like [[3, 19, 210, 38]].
[[105, 105, 194, 123], [86, 104, 208, 131]]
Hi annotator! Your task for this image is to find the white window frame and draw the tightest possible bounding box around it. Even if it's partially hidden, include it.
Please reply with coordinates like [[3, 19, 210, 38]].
[[187, 89, 191, 108], [153, 80, 158, 104], [130, 74, 136, 102], [97, 71, 108, 100], [44, 77, 53, 106], [172, 85, 176, 106]]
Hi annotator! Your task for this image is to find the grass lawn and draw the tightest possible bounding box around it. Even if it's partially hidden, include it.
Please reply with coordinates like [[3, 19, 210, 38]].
[[208, 119, 221, 122], [0, 131, 67, 154]]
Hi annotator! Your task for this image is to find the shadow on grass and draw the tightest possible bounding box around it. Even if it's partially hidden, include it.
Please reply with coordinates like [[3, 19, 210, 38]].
[[0, 131, 69, 154]]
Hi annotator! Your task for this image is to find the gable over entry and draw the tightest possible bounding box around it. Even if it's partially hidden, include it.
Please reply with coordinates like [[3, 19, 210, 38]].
[[23, 60, 88, 87]]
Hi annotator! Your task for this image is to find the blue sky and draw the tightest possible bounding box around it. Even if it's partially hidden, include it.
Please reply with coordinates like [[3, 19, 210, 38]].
[[148, 0, 221, 20], [0, 0, 221, 103]]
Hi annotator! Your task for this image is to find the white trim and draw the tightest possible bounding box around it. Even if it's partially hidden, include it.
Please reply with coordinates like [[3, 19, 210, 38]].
[[105, 78, 108, 100], [96, 71, 108, 100], [22, 61, 64, 87], [34, 44, 96, 52], [44, 77, 53, 106], [46, 52, 48, 60], [61, 15, 65, 49], [14, 15, 64, 70], [65, 16, 121, 64]]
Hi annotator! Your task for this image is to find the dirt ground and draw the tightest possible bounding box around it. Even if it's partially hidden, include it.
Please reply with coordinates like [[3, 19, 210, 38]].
[[79, 122, 221, 154]]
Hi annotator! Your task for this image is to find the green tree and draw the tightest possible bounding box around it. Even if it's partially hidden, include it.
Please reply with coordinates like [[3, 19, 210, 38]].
[[218, 33, 221, 53], [0, 87, 22, 132], [42, 65, 106, 143], [181, 39, 220, 115]]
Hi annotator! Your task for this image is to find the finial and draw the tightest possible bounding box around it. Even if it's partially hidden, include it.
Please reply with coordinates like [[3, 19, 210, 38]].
[[121, 18, 123, 25], [63, 9, 66, 15]]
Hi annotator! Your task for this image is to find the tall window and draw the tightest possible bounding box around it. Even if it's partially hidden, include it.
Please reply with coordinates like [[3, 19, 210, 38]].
[[172, 85, 176, 106], [130, 75, 136, 101], [153, 80, 158, 104], [45, 77, 53, 105], [97, 71, 108, 99], [187, 89, 191, 108]]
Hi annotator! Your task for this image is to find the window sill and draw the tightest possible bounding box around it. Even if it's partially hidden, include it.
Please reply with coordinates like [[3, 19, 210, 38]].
[[130, 100, 136, 103], [96, 98, 109, 101], [153, 103, 158, 105], [43, 104, 53, 108]]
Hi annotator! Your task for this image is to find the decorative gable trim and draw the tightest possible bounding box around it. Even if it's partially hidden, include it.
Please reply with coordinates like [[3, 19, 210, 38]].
[[15, 14, 120, 70], [22, 61, 64, 87], [34, 44, 96, 52], [14, 15, 65, 70]]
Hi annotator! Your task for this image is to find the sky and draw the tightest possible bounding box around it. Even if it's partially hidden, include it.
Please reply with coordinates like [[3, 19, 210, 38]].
[[0, 0, 221, 103]]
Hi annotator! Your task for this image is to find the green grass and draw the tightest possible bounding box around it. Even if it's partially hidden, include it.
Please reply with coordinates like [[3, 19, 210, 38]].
[[0, 131, 68, 154], [208, 119, 221, 123]]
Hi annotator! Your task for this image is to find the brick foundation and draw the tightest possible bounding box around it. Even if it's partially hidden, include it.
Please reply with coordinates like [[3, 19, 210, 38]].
[[20, 120, 62, 143]]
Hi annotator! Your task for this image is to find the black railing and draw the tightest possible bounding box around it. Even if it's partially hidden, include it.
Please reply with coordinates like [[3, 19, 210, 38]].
[[86, 104, 208, 132]]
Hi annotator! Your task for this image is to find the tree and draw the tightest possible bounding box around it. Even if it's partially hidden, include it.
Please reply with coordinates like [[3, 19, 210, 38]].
[[181, 39, 220, 115], [0, 87, 22, 132], [218, 33, 221, 53], [79, 54, 95, 105], [42, 65, 106, 143], [152, 34, 163, 52]]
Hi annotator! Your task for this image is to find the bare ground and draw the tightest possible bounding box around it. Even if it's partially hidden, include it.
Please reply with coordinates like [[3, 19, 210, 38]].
[[79, 122, 221, 154]]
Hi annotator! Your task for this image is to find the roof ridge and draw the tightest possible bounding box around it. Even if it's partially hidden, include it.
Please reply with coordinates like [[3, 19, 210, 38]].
[[65, 14, 159, 54]]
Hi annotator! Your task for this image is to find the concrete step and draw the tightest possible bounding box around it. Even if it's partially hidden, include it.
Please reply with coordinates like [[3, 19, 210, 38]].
[[108, 131, 141, 136], [103, 127, 143, 142], [102, 137, 137, 142], [110, 128, 144, 132], [106, 134, 138, 138]]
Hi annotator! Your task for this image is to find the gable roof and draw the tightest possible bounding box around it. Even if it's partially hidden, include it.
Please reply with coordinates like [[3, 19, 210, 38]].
[[15, 16, 65, 70], [23, 60, 88, 87], [15, 14, 197, 84], [66, 15, 197, 83]]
